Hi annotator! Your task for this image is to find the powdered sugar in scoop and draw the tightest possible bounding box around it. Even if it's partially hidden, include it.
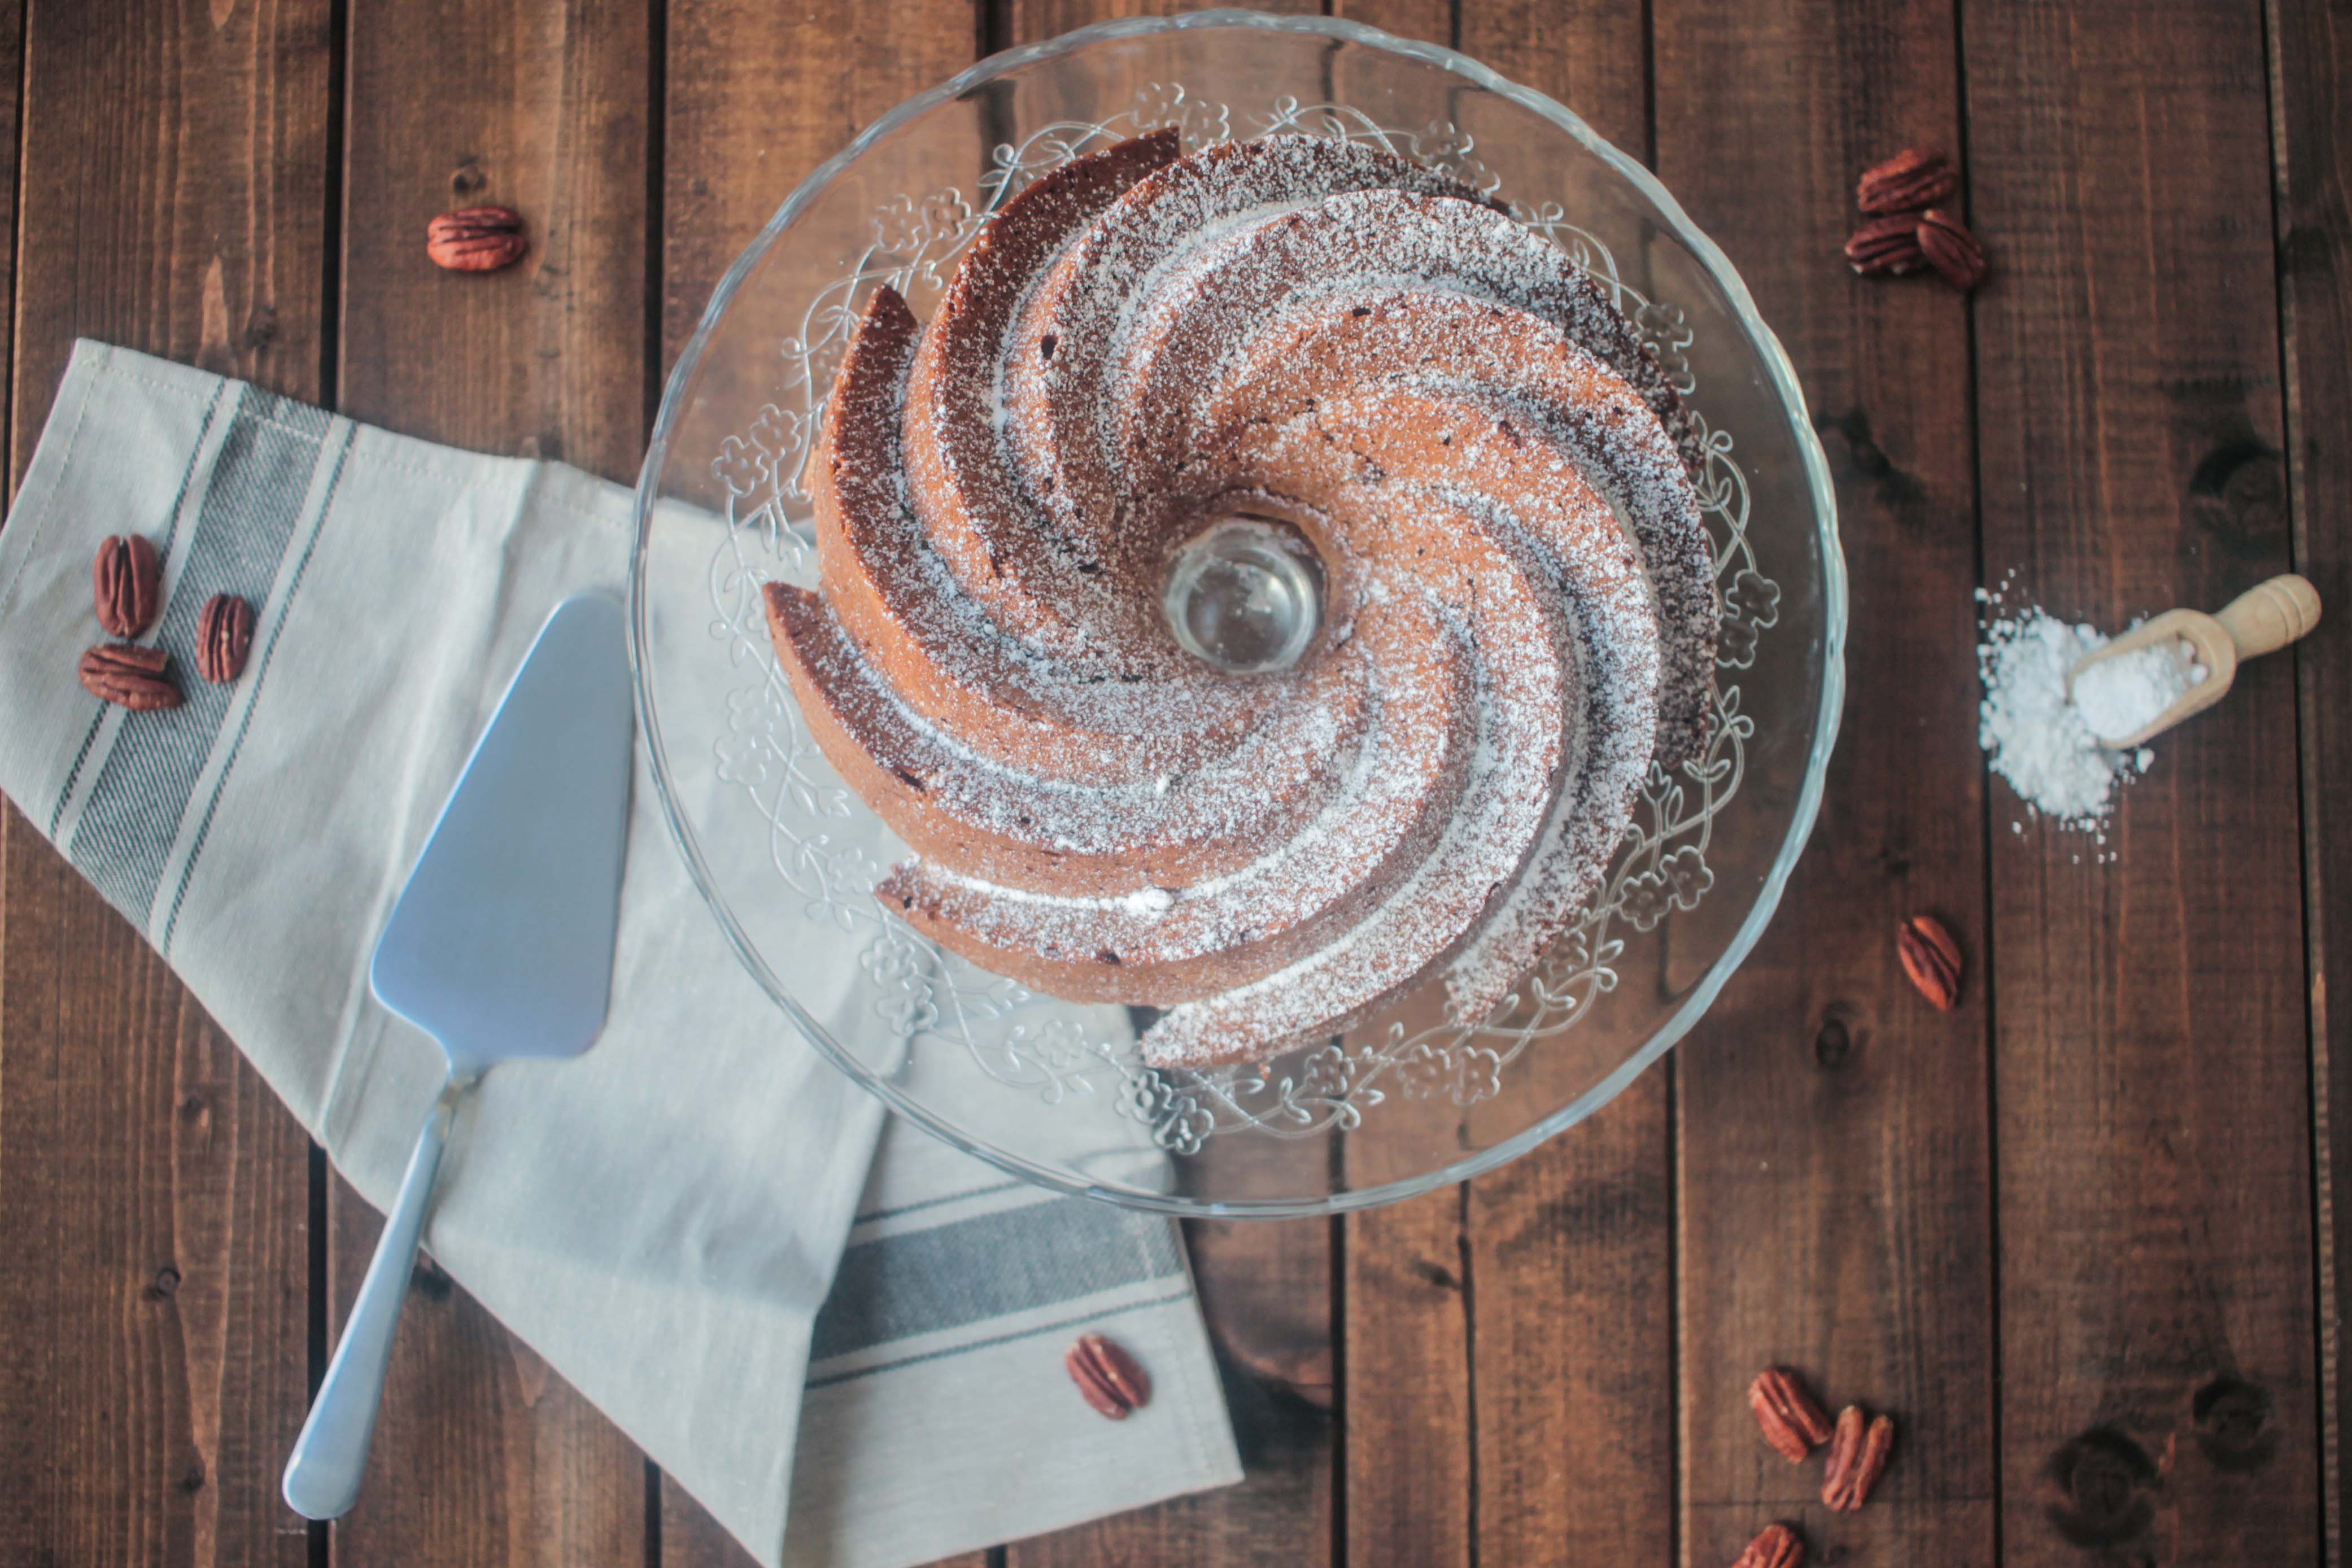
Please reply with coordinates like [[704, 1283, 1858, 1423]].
[[2071, 637, 2203, 742], [1977, 589, 2187, 851]]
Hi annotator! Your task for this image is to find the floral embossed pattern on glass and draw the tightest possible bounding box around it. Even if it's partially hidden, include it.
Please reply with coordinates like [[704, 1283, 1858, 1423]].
[[632, 12, 1844, 1215]]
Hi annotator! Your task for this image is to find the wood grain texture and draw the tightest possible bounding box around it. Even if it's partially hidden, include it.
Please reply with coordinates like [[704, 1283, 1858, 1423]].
[[1652, 2, 1997, 1563], [0, 0, 19, 473], [1464, 1085, 1676, 1567], [5, 4, 2347, 1566], [2268, 0, 2352, 1556], [339, 0, 657, 477], [1008, 0, 1318, 40], [1963, 0, 2318, 1562], [652, 0, 977, 1558], [1454, 0, 1648, 128], [10, 0, 331, 473], [326, 1206, 651, 1568], [656, 1492, 761, 1568], [1344, 1182, 1472, 1568], [328, 1, 656, 1562], [661, 0, 982, 375], [1, 3, 325, 1567], [1, 828, 317, 1568]]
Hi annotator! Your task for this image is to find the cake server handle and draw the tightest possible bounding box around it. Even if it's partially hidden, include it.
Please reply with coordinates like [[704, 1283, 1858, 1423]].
[[281, 1073, 463, 1520]]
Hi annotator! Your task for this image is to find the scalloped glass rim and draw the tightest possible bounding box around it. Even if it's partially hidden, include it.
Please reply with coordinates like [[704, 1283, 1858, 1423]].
[[629, 8, 1848, 1217]]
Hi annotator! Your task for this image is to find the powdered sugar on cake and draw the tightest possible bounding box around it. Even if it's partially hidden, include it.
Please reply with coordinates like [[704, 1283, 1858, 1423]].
[[760, 132, 1721, 1067]]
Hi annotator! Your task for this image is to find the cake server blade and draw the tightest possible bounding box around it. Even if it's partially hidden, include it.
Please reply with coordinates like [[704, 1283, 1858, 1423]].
[[282, 593, 634, 1521]]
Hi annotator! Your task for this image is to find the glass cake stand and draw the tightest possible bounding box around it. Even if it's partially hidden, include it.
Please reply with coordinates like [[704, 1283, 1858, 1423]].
[[629, 10, 1845, 1216]]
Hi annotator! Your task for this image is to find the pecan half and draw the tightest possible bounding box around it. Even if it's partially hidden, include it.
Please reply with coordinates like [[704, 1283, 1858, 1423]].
[[1917, 209, 1989, 291], [79, 643, 181, 711], [426, 204, 527, 272], [1066, 1333, 1151, 1420], [1822, 1405, 1896, 1512], [1749, 1367, 1834, 1462], [197, 593, 254, 683], [1856, 147, 1957, 215], [1897, 914, 1963, 1011], [1845, 214, 1927, 277], [94, 534, 160, 637], [1731, 1522, 1806, 1568]]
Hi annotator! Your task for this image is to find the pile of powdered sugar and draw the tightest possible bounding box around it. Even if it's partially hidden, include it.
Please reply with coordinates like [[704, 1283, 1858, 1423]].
[[1976, 586, 2202, 855], [2071, 637, 2204, 742]]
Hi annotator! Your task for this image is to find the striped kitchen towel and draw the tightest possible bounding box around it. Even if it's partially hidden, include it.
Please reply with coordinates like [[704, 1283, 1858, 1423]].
[[0, 341, 1240, 1568]]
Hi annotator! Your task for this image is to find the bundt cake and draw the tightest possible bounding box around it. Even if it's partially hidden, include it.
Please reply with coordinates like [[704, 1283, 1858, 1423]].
[[762, 129, 1718, 1069]]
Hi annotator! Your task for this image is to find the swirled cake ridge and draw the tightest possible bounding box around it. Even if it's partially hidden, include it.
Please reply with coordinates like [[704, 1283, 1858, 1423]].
[[763, 132, 1718, 1068]]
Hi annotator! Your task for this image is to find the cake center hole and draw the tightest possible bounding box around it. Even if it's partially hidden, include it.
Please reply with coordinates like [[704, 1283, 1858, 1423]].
[[1161, 517, 1321, 676]]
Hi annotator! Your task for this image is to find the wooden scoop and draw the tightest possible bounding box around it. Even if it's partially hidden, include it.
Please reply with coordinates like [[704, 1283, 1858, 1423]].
[[2066, 573, 2322, 748]]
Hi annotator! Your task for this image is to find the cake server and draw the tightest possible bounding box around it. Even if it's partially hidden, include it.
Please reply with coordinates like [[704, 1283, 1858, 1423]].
[[282, 593, 634, 1521], [2066, 573, 2321, 747]]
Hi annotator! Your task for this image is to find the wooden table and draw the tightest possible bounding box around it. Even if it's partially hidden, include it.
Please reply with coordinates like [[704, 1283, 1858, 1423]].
[[2, 1, 2345, 1564]]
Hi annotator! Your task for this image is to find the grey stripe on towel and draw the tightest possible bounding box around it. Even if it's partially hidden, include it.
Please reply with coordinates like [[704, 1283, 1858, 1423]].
[[69, 387, 329, 924], [811, 1195, 1186, 1364]]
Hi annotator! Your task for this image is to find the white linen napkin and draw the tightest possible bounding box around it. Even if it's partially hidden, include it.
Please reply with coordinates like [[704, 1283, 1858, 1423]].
[[0, 340, 1241, 1567]]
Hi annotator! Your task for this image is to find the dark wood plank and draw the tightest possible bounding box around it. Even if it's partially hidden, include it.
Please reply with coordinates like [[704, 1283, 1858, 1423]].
[[1963, 0, 2318, 1562], [661, 0, 984, 381], [0, 2, 326, 1566], [0, 0, 18, 473], [656, 1495, 761, 1568], [1455, 0, 1648, 127], [1343, 1178, 1471, 1568], [1652, 2, 1997, 1563], [653, 1, 982, 1562], [2269, 0, 2352, 1555], [1, 835, 318, 1568], [9, 0, 330, 466], [1007, 0, 1317, 39], [1323, 6, 1679, 1564], [338, 0, 657, 479], [1333, 0, 1447, 45], [328, 1, 657, 1562], [1465, 1089, 1676, 1563], [324, 1204, 652, 1567]]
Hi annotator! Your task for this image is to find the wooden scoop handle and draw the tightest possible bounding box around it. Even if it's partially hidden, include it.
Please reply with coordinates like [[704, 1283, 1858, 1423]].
[[2215, 573, 2322, 661]]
